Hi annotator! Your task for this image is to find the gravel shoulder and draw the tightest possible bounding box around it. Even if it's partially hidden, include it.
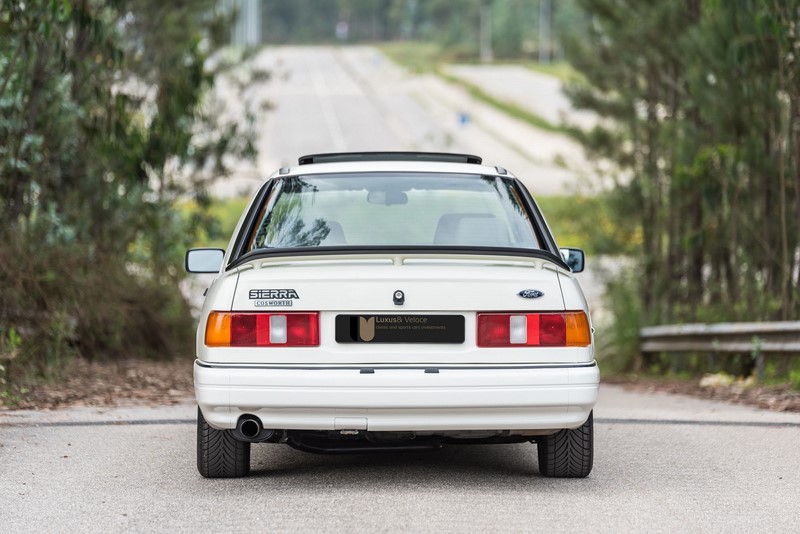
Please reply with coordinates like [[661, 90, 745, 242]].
[[604, 375, 800, 413], [0, 358, 194, 411]]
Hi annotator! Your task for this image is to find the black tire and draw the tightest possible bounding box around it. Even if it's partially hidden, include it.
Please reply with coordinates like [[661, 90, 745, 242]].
[[197, 407, 250, 478], [536, 411, 593, 478]]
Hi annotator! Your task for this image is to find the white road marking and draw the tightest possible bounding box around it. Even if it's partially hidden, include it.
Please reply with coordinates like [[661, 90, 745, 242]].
[[309, 58, 347, 152]]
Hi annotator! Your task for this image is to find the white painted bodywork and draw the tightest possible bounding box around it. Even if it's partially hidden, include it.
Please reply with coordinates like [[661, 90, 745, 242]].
[[194, 160, 599, 434], [195, 363, 599, 432]]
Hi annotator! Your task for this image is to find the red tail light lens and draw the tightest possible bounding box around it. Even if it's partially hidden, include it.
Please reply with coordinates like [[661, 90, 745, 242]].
[[539, 314, 567, 346], [285, 313, 319, 346], [476, 312, 590, 347], [231, 314, 257, 346], [205, 312, 319, 347]]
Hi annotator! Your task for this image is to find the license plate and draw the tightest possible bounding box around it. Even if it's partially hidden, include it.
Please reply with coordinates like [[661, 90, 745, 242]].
[[335, 315, 465, 343]]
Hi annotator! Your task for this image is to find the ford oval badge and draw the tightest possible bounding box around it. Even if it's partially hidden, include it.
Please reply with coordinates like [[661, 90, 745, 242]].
[[518, 289, 544, 299]]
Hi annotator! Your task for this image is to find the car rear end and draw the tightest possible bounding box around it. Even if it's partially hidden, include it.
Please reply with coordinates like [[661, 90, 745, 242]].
[[195, 257, 597, 433], [187, 153, 599, 478]]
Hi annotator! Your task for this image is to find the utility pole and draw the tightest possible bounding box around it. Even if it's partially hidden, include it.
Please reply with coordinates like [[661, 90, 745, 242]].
[[480, 2, 493, 63], [228, 0, 261, 46], [538, 0, 551, 64]]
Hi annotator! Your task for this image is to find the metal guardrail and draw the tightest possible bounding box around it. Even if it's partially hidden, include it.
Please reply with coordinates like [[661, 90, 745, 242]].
[[640, 322, 800, 353], [639, 321, 800, 382]]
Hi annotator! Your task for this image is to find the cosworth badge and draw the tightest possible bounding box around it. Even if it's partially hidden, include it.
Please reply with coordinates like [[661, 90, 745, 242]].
[[249, 289, 299, 307]]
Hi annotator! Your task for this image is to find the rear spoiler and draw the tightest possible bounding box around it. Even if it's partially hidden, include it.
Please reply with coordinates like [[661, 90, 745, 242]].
[[298, 152, 483, 165]]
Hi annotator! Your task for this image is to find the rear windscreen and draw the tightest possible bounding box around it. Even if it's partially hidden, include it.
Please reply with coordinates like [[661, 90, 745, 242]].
[[247, 173, 541, 251]]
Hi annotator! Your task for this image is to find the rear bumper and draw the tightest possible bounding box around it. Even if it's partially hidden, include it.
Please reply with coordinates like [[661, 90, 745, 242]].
[[194, 360, 599, 432]]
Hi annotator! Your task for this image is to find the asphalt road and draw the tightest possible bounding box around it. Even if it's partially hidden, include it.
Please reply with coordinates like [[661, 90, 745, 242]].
[[214, 46, 590, 198], [2, 385, 799, 533]]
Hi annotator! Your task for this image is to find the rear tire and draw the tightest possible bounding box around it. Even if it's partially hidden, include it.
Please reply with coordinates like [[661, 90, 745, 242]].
[[536, 411, 593, 478], [197, 407, 250, 478]]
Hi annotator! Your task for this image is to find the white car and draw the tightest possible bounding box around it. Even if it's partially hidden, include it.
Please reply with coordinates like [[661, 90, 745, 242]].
[[186, 152, 598, 478]]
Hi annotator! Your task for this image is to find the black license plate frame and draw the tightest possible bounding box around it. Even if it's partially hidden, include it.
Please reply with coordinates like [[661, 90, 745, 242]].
[[335, 314, 465, 344]]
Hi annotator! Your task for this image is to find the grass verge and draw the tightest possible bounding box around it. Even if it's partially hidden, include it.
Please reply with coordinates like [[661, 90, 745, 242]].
[[536, 195, 640, 255], [378, 41, 573, 136], [378, 41, 442, 74], [437, 71, 569, 135], [179, 197, 249, 249], [523, 61, 580, 84]]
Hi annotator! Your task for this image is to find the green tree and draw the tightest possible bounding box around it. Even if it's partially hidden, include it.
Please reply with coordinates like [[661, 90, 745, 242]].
[[0, 1, 257, 386], [566, 0, 800, 344]]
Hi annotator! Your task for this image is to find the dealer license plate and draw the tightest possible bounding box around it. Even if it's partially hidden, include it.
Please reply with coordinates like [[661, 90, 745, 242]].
[[335, 315, 465, 344]]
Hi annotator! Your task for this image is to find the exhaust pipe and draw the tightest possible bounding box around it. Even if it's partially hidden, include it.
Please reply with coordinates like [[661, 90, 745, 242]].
[[232, 414, 275, 443], [238, 417, 261, 439]]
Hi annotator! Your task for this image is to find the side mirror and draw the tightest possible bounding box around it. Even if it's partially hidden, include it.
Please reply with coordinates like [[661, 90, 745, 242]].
[[185, 248, 225, 273], [559, 248, 585, 273]]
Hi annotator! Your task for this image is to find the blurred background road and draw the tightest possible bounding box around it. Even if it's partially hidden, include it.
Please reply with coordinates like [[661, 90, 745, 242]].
[[217, 46, 592, 198]]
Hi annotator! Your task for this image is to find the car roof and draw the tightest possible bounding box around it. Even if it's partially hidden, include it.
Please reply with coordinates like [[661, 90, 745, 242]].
[[267, 152, 514, 179]]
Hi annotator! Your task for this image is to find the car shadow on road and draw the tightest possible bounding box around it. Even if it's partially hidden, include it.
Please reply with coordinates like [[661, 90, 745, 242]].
[[250, 443, 533, 478], [242, 442, 598, 490]]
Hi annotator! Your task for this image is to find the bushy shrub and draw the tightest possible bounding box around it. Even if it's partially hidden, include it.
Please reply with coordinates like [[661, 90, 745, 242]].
[[0, 225, 195, 385]]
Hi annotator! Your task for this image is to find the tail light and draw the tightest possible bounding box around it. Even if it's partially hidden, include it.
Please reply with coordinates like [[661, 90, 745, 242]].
[[205, 312, 319, 347], [477, 311, 590, 347]]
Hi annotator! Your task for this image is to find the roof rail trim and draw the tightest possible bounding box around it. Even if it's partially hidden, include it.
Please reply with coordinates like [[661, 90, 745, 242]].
[[298, 152, 483, 165]]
